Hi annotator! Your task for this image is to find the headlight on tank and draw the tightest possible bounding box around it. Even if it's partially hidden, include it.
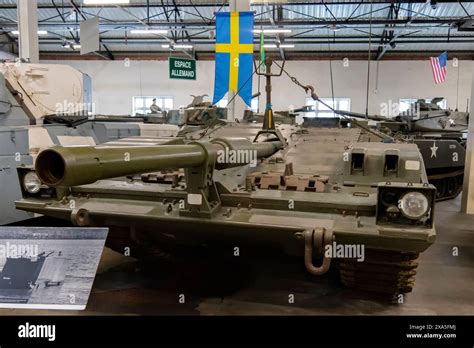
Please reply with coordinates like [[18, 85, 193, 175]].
[[23, 172, 42, 194], [377, 182, 435, 227], [398, 191, 429, 220]]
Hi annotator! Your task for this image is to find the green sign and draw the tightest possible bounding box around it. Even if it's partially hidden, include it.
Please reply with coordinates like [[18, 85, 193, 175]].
[[169, 57, 196, 80]]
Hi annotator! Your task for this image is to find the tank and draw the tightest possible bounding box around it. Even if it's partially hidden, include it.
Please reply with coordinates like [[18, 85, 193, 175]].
[[166, 94, 227, 126], [15, 62, 436, 296], [333, 99, 468, 201], [0, 61, 179, 225], [242, 105, 312, 125], [0, 250, 68, 303], [0, 252, 48, 303]]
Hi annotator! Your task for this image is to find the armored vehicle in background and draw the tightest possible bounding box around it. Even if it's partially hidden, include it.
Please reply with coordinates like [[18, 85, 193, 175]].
[[166, 94, 227, 126], [0, 62, 178, 225], [16, 61, 436, 296], [334, 98, 468, 200], [399, 98, 468, 131], [243, 105, 312, 125]]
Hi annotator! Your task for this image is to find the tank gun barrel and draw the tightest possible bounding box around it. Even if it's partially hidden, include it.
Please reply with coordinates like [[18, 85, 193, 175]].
[[335, 110, 392, 122], [35, 138, 283, 187]]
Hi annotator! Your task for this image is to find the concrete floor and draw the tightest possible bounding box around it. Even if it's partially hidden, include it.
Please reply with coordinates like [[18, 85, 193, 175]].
[[1, 196, 473, 316]]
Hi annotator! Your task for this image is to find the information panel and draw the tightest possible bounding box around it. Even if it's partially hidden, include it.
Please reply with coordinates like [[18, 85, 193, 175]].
[[169, 57, 196, 80]]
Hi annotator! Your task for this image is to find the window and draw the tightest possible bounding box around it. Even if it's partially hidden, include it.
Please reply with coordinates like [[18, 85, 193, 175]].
[[215, 97, 258, 112], [132, 96, 173, 116], [399, 98, 447, 113], [251, 98, 259, 112], [216, 97, 228, 108], [305, 97, 351, 118]]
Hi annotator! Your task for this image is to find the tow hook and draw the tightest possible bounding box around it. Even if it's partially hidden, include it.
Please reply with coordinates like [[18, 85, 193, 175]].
[[303, 228, 334, 276], [71, 208, 90, 226]]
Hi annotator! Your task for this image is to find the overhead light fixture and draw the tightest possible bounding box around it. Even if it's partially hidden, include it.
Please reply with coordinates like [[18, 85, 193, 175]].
[[390, 27, 415, 33], [162, 44, 193, 50], [250, 0, 286, 3], [62, 41, 81, 50], [264, 44, 295, 49], [83, 0, 130, 4], [456, 19, 474, 32], [175, 44, 193, 49], [11, 30, 48, 35], [130, 29, 168, 34], [254, 29, 291, 34]]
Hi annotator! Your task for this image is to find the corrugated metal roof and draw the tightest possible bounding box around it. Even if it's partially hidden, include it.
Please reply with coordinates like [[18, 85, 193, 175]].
[[1, 1, 473, 56]]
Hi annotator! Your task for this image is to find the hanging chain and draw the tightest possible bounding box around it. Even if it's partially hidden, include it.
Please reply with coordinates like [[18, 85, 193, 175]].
[[272, 61, 400, 143], [274, 61, 319, 101]]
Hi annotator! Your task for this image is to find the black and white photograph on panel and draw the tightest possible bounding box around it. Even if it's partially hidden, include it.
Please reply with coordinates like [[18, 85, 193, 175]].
[[0, 227, 108, 310]]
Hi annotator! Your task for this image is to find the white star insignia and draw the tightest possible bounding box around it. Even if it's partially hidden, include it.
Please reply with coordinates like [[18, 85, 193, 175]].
[[430, 142, 438, 158]]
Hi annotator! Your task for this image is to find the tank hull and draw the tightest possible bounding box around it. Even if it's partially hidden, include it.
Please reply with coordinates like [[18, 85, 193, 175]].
[[16, 126, 436, 295]]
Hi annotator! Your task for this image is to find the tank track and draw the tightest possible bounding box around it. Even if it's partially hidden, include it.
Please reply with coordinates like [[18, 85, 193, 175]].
[[108, 228, 421, 296], [105, 227, 174, 263], [337, 249, 419, 295], [428, 170, 464, 201]]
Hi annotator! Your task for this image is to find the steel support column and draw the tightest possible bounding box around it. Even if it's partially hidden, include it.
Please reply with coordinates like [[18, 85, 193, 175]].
[[17, 0, 39, 63], [461, 68, 474, 214], [226, 0, 251, 121]]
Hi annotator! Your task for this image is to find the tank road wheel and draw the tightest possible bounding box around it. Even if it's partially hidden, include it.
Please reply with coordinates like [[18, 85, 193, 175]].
[[433, 179, 446, 200], [456, 174, 464, 187], [455, 174, 464, 196], [337, 249, 419, 296], [105, 227, 174, 264], [446, 177, 458, 199]]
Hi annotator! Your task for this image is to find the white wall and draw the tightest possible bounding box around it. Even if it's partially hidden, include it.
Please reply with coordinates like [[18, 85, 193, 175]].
[[42, 59, 473, 117]]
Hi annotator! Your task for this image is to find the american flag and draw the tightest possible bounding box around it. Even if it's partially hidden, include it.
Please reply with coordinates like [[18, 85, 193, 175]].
[[429, 51, 447, 84]]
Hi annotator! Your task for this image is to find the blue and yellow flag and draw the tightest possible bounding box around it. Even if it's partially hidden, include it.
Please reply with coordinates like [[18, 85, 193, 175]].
[[212, 11, 254, 107]]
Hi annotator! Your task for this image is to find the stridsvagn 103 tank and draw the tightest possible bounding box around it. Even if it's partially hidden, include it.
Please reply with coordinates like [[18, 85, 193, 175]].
[[14, 120, 436, 296]]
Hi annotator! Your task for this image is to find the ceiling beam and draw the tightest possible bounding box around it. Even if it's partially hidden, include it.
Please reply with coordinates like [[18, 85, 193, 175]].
[[35, 37, 474, 45], [0, 18, 465, 31], [376, 0, 402, 60], [38, 50, 474, 61], [0, 1, 471, 9], [2, 1, 470, 58]]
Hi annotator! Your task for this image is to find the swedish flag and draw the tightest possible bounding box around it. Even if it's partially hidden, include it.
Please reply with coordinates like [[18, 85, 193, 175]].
[[212, 12, 254, 107]]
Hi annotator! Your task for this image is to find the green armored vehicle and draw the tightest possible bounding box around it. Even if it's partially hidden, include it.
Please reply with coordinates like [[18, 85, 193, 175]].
[[15, 62, 436, 296]]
